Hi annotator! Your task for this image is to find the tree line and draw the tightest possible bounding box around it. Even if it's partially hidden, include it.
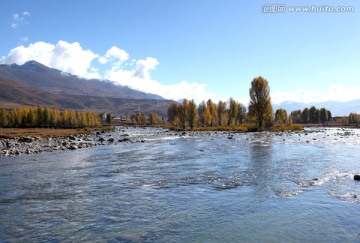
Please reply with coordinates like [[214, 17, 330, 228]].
[[276, 106, 332, 125], [167, 98, 247, 130], [0, 107, 101, 128], [167, 76, 273, 130]]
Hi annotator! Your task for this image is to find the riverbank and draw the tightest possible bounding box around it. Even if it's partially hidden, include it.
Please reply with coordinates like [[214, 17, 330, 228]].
[[0, 127, 119, 157], [0, 128, 91, 139], [1, 125, 358, 158]]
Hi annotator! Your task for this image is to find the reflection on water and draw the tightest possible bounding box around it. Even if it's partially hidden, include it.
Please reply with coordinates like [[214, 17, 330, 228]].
[[1, 127, 360, 242]]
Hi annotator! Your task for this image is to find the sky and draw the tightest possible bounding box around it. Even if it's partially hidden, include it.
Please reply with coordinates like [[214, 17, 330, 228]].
[[0, 0, 359, 105]]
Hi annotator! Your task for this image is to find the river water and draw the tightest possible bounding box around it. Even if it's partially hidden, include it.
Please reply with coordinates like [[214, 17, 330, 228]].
[[1, 127, 360, 242]]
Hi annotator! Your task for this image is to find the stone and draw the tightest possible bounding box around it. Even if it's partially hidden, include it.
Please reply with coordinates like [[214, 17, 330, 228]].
[[69, 144, 78, 150], [18, 136, 34, 143], [354, 175, 360, 181]]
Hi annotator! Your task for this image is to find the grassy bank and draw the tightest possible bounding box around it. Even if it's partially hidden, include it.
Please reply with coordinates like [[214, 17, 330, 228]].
[[0, 127, 111, 140], [269, 124, 303, 132]]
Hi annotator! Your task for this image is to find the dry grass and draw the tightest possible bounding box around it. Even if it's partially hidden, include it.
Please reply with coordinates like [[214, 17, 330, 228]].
[[270, 124, 303, 132], [0, 127, 91, 139]]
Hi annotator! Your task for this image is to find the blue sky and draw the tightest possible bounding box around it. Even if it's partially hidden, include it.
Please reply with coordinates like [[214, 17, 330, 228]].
[[1, 0, 359, 104]]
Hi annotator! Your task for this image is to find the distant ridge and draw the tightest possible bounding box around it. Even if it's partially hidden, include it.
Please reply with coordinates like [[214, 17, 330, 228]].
[[273, 100, 360, 117], [0, 61, 173, 117], [0, 60, 163, 99]]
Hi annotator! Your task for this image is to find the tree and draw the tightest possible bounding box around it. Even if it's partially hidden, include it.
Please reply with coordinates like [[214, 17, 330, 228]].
[[197, 101, 206, 127], [203, 107, 212, 127], [167, 102, 180, 125], [327, 110, 332, 122], [309, 106, 317, 123], [237, 103, 247, 124], [149, 112, 159, 125], [319, 108, 328, 124], [0, 108, 8, 127], [275, 108, 287, 125], [301, 108, 310, 124], [206, 99, 218, 127], [248, 76, 273, 130], [290, 110, 301, 124], [227, 98, 238, 126], [315, 109, 320, 124], [187, 99, 198, 130], [217, 100, 227, 126], [106, 113, 112, 124], [178, 99, 189, 130]]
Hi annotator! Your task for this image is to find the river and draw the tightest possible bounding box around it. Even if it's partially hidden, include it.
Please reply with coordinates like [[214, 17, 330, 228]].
[[1, 127, 360, 242]]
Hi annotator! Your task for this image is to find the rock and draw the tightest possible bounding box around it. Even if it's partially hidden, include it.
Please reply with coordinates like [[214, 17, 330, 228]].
[[354, 175, 360, 181], [68, 136, 76, 141], [69, 144, 78, 150], [121, 134, 130, 137], [25, 149, 33, 154], [18, 136, 34, 143], [119, 138, 131, 143], [108, 138, 115, 143], [96, 131, 101, 136], [99, 137, 106, 142]]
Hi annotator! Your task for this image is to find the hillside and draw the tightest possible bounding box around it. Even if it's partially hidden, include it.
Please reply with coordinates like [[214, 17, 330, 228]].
[[0, 61, 163, 99], [0, 61, 173, 117]]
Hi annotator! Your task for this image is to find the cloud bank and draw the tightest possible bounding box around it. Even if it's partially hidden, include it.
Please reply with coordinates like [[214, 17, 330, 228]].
[[1, 40, 358, 104], [0, 40, 212, 102], [272, 84, 360, 104]]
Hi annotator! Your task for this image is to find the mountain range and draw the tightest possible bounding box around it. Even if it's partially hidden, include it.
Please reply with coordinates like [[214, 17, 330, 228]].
[[0, 61, 173, 117], [0, 60, 358, 118], [273, 100, 360, 117]]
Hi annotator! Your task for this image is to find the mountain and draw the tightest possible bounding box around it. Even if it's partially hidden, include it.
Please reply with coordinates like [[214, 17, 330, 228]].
[[0, 61, 173, 117], [273, 100, 360, 117], [0, 60, 163, 99]]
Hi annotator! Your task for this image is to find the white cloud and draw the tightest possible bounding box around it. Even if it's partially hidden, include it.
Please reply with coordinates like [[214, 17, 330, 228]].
[[134, 57, 159, 80], [11, 12, 30, 29], [99, 46, 129, 64], [0, 40, 99, 78], [272, 83, 360, 104]]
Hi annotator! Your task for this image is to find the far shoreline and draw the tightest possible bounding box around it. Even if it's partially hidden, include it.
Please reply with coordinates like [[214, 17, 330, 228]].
[[0, 124, 358, 141]]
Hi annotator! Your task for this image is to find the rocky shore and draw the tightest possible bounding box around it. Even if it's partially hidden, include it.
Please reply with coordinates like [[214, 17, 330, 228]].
[[1, 126, 359, 158], [0, 130, 139, 157]]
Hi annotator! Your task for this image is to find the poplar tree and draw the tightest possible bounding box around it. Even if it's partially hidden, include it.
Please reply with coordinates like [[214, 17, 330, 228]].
[[275, 108, 287, 125], [187, 99, 198, 130], [227, 98, 238, 126], [248, 76, 273, 130]]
